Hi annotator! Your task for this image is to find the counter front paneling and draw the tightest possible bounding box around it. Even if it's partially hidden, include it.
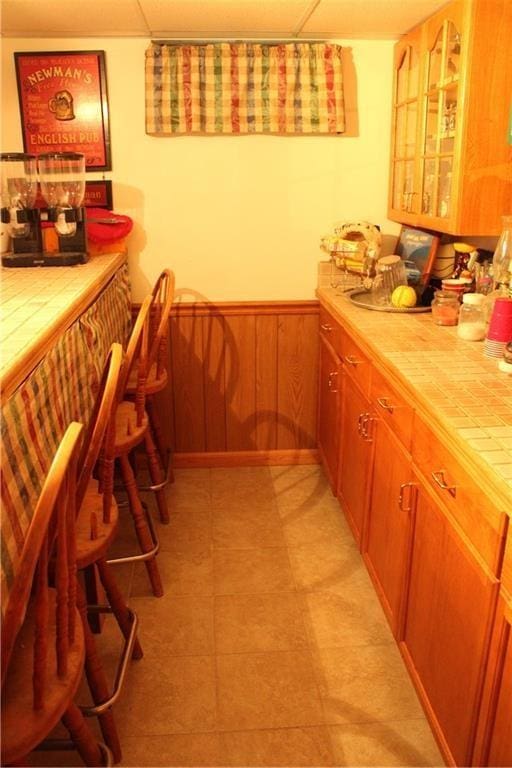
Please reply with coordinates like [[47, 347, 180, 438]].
[[1, 254, 131, 609]]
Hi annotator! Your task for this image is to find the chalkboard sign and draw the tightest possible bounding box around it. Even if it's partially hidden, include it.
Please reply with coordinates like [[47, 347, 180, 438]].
[[395, 226, 440, 292]]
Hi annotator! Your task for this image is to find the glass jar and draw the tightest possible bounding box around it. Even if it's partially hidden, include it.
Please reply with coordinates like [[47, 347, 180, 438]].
[[457, 293, 486, 340], [492, 214, 512, 288], [431, 290, 459, 326]]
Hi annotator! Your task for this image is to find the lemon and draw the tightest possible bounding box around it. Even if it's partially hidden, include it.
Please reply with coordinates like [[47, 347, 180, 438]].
[[391, 285, 417, 308]]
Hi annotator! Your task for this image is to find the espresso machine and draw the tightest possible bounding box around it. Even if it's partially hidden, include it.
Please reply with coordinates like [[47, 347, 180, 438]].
[[38, 151, 88, 265], [0, 152, 44, 266]]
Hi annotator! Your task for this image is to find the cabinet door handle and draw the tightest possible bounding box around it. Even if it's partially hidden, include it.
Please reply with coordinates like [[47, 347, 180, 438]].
[[377, 397, 394, 414], [328, 371, 339, 393], [345, 355, 362, 366], [431, 470, 456, 498], [357, 413, 364, 436], [399, 481, 416, 512], [361, 413, 373, 442], [321, 323, 332, 332]]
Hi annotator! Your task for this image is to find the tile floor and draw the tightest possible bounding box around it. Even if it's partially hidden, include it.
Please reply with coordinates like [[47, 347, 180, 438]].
[[30, 465, 444, 767]]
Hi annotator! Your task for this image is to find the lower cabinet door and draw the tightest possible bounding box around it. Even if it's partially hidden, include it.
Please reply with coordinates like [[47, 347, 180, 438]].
[[473, 592, 512, 767], [337, 373, 373, 544], [401, 478, 499, 767], [318, 335, 341, 491], [363, 420, 414, 636]]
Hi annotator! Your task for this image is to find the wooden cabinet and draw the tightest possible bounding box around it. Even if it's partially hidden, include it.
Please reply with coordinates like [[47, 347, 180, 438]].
[[473, 535, 512, 767], [318, 296, 511, 766], [388, 0, 512, 235], [337, 372, 373, 545], [318, 333, 342, 491], [473, 592, 512, 767], [363, 420, 415, 637], [400, 476, 500, 766]]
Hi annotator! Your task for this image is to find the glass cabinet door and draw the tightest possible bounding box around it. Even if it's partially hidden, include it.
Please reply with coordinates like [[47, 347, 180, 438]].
[[420, 19, 461, 221], [391, 41, 420, 214]]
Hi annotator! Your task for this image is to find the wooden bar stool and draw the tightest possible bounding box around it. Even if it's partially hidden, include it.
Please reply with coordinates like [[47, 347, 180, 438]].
[[125, 269, 175, 523], [1, 422, 110, 768], [74, 343, 143, 764], [108, 295, 164, 597]]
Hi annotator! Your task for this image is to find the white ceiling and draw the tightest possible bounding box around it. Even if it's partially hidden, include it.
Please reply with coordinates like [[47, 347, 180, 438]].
[[1, 0, 448, 40]]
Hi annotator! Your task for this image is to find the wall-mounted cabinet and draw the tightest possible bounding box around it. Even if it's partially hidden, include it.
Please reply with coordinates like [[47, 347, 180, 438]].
[[388, 0, 512, 235]]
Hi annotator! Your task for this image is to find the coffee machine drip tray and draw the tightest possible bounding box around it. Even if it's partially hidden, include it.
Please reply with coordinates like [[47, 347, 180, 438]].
[[1, 251, 88, 268]]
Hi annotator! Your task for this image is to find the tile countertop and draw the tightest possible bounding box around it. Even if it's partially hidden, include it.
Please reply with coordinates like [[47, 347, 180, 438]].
[[317, 285, 512, 509], [0, 252, 127, 401]]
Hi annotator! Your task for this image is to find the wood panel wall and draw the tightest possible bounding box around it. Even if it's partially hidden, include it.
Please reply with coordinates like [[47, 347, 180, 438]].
[[162, 301, 320, 467]]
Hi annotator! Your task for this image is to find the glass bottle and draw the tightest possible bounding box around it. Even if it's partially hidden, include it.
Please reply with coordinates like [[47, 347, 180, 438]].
[[457, 293, 486, 340], [431, 290, 459, 326], [492, 215, 512, 289]]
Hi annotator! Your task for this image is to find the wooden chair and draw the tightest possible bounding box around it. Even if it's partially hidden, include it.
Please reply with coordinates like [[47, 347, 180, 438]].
[[74, 342, 143, 764], [125, 269, 175, 521], [108, 295, 164, 597], [1, 422, 109, 767]]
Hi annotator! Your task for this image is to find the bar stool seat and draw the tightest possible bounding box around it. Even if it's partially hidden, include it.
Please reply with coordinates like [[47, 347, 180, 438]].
[[1, 592, 86, 763], [75, 478, 119, 566], [1, 422, 109, 768], [114, 401, 149, 454], [126, 360, 167, 397]]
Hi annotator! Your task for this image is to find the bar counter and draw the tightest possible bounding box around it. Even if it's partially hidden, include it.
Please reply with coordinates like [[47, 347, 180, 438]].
[[317, 285, 512, 510], [1, 253, 131, 605], [0, 251, 127, 401]]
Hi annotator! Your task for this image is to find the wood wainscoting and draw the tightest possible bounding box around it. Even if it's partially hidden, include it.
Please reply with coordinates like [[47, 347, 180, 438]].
[[151, 300, 320, 467]]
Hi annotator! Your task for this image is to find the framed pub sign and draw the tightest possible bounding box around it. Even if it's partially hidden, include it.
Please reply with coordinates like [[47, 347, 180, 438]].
[[14, 50, 112, 171]]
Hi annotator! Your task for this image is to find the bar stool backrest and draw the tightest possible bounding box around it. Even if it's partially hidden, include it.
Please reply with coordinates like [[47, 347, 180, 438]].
[[1, 422, 83, 695], [148, 269, 175, 378], [76, 343, 123, 522], [120, 295, 152, 426]]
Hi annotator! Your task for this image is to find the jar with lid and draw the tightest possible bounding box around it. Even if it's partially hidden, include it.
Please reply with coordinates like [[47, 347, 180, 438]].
[[457, 293, 486, 340], [431, 290, 459, 326]]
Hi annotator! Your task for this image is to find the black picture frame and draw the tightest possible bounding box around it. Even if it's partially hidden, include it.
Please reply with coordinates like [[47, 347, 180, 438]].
[[395, 226, 440, 291], [84, 180, 113, 209], [14, 50, 112, 172]]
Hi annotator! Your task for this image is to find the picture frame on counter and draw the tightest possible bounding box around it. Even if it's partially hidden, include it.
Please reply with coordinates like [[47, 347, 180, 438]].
[[395, 226, 440, 292], [14, 50, 112, 171], [84, 180, 113, 209]]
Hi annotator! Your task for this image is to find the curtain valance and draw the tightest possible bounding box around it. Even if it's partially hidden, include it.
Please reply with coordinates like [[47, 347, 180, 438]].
[[145, 42, 345, 135]]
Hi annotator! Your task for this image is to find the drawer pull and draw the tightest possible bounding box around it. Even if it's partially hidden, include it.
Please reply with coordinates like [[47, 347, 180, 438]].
[[361, 413, 373, 442], [399, 481, 416, 512], [377, 397, 394, 414], [431, 470, 456, 498], [345, 355, 362, 366], [321, 323, 332, 332], [328, 371, 339, 393]]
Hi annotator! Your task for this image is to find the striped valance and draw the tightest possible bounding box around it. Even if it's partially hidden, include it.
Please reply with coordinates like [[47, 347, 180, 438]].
[[145, 42, 345, 135]]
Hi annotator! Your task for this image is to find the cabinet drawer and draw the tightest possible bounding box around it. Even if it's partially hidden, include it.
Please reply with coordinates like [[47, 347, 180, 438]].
[[343, 334, 371, 397], [319, 306, 344, 360], [412, 414, 507, 574], [371, 367, 414, 452]]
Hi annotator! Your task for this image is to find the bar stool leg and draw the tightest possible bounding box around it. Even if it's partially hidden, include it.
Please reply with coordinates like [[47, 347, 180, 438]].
[[144, 428, 170, 524], [146, 398, 174, 484], [62, 703, 106, 767], [96, 559, 143, 660], [119, 454, 164, 597], [76, 582, 122, 763]]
